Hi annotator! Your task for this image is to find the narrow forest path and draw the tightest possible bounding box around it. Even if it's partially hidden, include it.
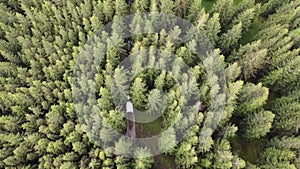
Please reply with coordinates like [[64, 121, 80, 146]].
[[125, 1, 136, 139]]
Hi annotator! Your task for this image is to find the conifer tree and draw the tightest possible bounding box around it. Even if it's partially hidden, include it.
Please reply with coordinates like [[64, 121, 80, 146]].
[[132, 0, 149, 13], [271, 92, 300, 134], [134, 147, 154, 169], [213, 139, 233, 169], [219, 22, 243, 54], [236, 83, 269, 115], [174, 0, 190, 17], [103, 0, 115, 23], [230, 40, 268, 80], [114, 0, 128, 17], [175, 141, 198, 169], [158, 128, 176, 154], [260, 147, 296, 169], [130, 77, 148, 110], [210, 0, 234, 29], [186, 0, 204, 23], [269, 136, 300, 150], [259, 0, 286, 17], [231, 6, 256, 33], [243, 110, 275, 139], [203, 13, 221, 46], [159, 0, 175, 14]]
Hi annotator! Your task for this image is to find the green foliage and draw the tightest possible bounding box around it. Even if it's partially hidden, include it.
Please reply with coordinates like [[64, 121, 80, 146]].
[[220, 80, 243, 124], [210, 0, 234, 27], [260, 147, 296, 169], [269, 136, 300, 150], [232, 155, 246, 169], [259, 0, 286, 17], [132, 0, 149, 13], [230, 40, 267, 80], [232, 7, 256, 33], [115, 156, 132, 169], [237, 83, 269, 115], [130, 77, 148, 110], [115, 0, 128, 17], [203, 13, 221, 45], [146, 89, 166, 115], [174, 0, 190, 17], [213, 139, 233, 169], [115, 136, 133, 156], [158, 128, 177, 154], [198, 128, 214, 153], [134, 147, 154, 169], [221, 124, 239, 139], [160, 0, 175, 14], [175, 141, 198, 169], [243, 110, 275, 139], [98, 87, 113, 110], [187, 0, 204, 23], [105, 110, 126, 132], [112, 67, 129, 105], [0, 0, 299, 168], [219, 22, 243, 54], [271, 93, 300, 134], [162, 89, 182, 128]]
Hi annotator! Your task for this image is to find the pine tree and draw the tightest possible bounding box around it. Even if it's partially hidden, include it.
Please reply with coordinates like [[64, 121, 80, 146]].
[[269, 136, 300, 150], [159, 0, 175, 14], [237, 83, 269, 115], [243, 110, 275, 139], [116, 156, 132, 169], [106, 110, 125, 132], [149, 0, 159, 12], [175, 141, 198, 169], [220, 124, 238, 139], [130, 77, 148, 110], [220, 80, 243, 125], [263, 1, 300, 31], [231, 40, 268, 80], [72, 141, 87, 155], [210, 0, 234, 29], [112, 66, 130, 106], [260, 147, 296, 169], [203, 13, 221, 46], [134, 147, 154, 169], [232, 7, 256, 33], [103, 0, 115, 23], [174, 0, 190, 17], [232, 155, 246, 169], [219, 22, 243, 54], [46, 140, 65, 155], [261, 57, 300, 93], [133, 0, 149, 13], [100, 127, 118, 145], [198, 128, 214, 153], [98, 87, 113, 111], [115, 136, 133, 156], [271, 93, 300, 134], [213, 139, 233, 169], [225, 62, 241, 82], [114, 0, 128, 17], [146, 89, 165, 115], [186, 0, 204, 23], [158, 127, 176, 154], [259, 0, 286, 17], [163, 89, 182, 128]]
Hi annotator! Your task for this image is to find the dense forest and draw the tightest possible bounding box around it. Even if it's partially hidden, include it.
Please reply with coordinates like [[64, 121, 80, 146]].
[[0, 0, 300, 168]]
